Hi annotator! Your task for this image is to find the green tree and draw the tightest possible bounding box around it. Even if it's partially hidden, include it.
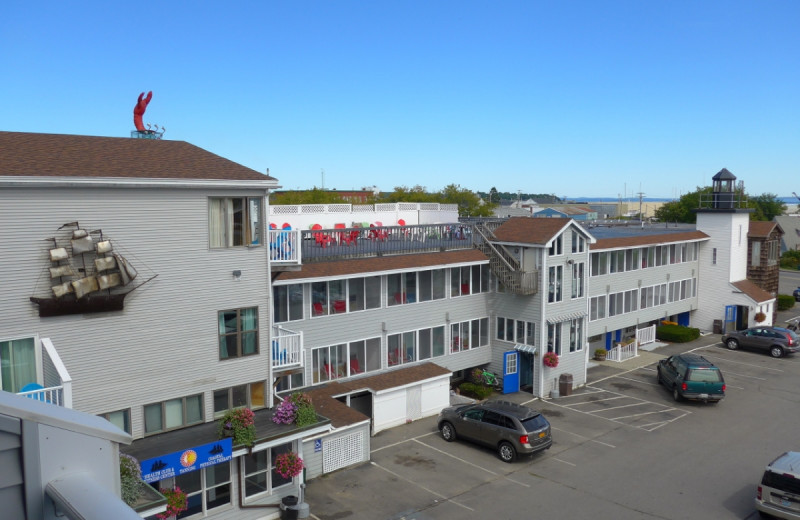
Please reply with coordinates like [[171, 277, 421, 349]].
[[748, 193, 786, 221], [381, 185, 433, 203], [488, 187, 499, 203], [439, 184, 496, 217], [653, 187, 712, 223]]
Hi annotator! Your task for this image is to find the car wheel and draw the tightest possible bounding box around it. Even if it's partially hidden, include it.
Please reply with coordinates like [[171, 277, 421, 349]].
[[498, 442, 516, 463], [440, 422, 456, 442], [672, 387, 682, 402], [770, 346, 784, 358], [725, 338, 739, 350]]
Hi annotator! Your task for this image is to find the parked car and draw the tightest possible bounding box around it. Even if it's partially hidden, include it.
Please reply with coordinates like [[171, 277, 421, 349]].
[[794, 287, 800, 302], [656, 353, 726, 403], [437, 400, 552, 462], [722, 326, 800, 358], [755, 451, 800, 519]]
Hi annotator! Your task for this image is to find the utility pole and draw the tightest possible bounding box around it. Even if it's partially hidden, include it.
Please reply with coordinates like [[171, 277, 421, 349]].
[[637, 191, 645, 227]]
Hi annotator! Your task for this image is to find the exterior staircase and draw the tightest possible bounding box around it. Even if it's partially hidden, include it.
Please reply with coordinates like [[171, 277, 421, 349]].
[[473, 221, 538, 295]]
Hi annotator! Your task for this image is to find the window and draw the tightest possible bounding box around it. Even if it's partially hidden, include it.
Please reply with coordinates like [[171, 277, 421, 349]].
[[625, 248, 639, 271], [547, 322, 562, 355], [388, 273, 416, 305], [590, 252, 607, 276], [213, 382, 266, 417], [312, 344, 346, 383], [571, 262, 584, 298], [712, 248, 717, 265], [209, 197, 262, 248], [243, 443, 293, 499], [0, 337, 36, 393], [417, 269, 446, 302], [450, 265, 488, 297], [275, 372, 304, 393], [100, 409, 131, 434], [273, 284, 303, 322], [571, 232, 585, 253], [172, 461, 231, 517], [548, 266, 563, 303], [388, 331, 416, 365], [589, 296, 606, 321], [218, 307, 259, 359], [144, 394, 203, 434], [348, 337, 381, 374], [608, 290, 637, 317], [496, 317, 534, 345], [768, 240, 779, 265], [569, 319, 583, 352], [506, 353, 518, 376], [548, 235, 563, 256], [418, 326, 446, 360], [348, 276, 381, 312]]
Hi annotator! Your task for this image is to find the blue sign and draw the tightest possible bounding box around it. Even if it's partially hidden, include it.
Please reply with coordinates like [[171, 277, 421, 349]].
[[139, 438, 233, 483], [314, 439, 322, 453]]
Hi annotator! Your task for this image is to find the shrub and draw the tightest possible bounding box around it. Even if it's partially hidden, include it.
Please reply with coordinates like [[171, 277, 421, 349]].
[[777, 294, 795, 311], [656, 324, 700, 343], [218, 407, 256, 447], [458, 382, 493, 400], [119, 453, 143, 506]]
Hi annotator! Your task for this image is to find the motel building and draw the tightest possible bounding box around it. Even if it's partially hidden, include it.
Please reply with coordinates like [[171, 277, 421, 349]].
[[0, 129, 776, 519]]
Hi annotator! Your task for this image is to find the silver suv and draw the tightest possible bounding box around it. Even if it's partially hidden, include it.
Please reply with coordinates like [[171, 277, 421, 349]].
[[755, 451, 800, 519], [722, 326, 800, 358], [437, 400, 552, 462]]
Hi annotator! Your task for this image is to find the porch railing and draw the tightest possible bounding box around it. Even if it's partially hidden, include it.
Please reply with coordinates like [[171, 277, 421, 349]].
[[636, 325, 657, 346], [607, 340, 638, 362], [268, 229, 302, 264], [272, 326, 303, 369], [16, 337, 73, 408]]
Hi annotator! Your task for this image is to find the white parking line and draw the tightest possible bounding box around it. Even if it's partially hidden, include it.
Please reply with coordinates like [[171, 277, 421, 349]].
[[591, 402, 653, 413], [616, 375, 659, 386], [692, 350, 785, 372], [371, 431, 437, 454], [554, 458, 576, 467], [609, 408, 682, 421], [370, 461, 475, 511], [567, 395, 628, 405], [412, 438, 499, 475]]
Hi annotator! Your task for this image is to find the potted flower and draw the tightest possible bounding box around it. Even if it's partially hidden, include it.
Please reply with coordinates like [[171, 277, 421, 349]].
[[218, 407, 256, 447], [157, 486, 188, 520], [274, 451, 304, 479], [594, 348, 607, 361], [543, 351, 559, 368], [272, 392, 317, 428]]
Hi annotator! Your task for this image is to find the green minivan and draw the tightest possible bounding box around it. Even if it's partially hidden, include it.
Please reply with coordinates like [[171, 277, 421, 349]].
[[656, 353, 726, 403]]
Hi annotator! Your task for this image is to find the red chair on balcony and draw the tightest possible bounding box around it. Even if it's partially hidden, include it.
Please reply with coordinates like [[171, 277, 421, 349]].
[[349, 356, 361, 374], [312, 302, 324, 316], [332, 300, 346, 313]]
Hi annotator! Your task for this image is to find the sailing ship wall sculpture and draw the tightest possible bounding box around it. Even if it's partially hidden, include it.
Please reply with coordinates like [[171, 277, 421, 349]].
[[31, 222, 157, 317]]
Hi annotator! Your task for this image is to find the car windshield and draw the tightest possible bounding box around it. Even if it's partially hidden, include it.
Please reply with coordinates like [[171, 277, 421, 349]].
[[520, 414, 548, 432], [687, 368, 722, 382]]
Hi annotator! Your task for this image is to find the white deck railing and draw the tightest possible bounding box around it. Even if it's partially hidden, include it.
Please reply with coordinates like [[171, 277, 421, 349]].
[[272, 326, 303, 369], [16, 338, 73, 408], [607, 340, 638, 362], [268, 229, 302, 264], [636, 324, 657, 346]]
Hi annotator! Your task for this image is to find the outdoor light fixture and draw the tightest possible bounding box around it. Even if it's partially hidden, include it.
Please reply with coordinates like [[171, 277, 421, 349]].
[[232, 270, 242, 281]]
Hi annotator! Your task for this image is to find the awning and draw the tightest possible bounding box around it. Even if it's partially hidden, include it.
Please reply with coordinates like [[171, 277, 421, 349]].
[[547, 310, 588, 324], [514, 344, 537, 354]]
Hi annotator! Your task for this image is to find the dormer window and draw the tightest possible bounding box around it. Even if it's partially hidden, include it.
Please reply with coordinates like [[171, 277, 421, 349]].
[[548, 235, 563, 256]]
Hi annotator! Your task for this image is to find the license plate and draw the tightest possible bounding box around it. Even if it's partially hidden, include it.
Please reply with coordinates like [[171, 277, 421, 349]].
[[781, 498, 791, 507], [538, 432, 546, 438], [699, 393, 709, 399]]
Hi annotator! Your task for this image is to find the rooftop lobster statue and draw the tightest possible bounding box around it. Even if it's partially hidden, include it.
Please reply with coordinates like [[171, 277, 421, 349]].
[[133, 91, 152, 132]]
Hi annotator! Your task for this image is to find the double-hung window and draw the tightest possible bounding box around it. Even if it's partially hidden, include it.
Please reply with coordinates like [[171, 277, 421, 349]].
[[208, 197, 262, 248], [144, 394, 203, 434], [548, 266, 563, 303], [571, 262, 584, 298], [273, 284, 303, 322], [547, 323, 562, 355], [218, 307, 259, 359], [0, 337, 37, 393]]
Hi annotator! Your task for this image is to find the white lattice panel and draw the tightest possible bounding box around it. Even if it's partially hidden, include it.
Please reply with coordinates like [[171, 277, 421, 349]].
[[323, 431, 364, 473], [374, 203, 397, 212], [419, 203, 440, 211], [327, 204, 352, 213], [299, 205, 326, 214], [271, 205, 299, 214], [398, 203, 418, 211]]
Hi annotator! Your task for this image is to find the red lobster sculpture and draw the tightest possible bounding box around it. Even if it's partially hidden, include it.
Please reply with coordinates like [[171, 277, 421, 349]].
[[133, 91, 153, 132]]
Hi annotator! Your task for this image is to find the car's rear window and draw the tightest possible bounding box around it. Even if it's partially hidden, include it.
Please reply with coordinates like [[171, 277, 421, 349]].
[[687, 368, 722, 382], [521, 414, 548, 432], [763, 470, 800, 495]]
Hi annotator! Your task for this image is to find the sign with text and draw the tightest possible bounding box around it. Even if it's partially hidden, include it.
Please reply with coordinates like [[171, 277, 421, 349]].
[[139, 438, 233, 483]]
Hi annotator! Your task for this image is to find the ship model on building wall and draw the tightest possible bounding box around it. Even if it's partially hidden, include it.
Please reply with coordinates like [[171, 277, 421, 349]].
[[30, 222, 157, 317]]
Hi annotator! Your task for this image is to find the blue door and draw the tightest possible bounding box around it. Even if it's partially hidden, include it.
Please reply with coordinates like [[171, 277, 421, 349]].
[[724, 305, 737, 333], [503, 351, 519, 394]]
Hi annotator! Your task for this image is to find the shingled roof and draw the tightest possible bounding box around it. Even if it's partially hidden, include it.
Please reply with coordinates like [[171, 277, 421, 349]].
[[491, 217, 574, 245], [591, 230, 709, 250], [274, 249, 488, 282], [0, 131, 274, 182], [748, 221, 783, 238], [732, 279, 774, 303]]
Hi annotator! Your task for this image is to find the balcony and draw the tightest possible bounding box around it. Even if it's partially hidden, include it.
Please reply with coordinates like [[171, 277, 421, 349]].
[[272, 326, 303, 370], [16, 337, 73, 408]]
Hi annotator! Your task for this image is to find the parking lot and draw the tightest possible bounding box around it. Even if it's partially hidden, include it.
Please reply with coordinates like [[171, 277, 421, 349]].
[[306, 330, 800, 520]]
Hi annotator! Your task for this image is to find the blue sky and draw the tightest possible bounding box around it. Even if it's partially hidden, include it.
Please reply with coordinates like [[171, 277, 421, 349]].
[[3, 1, 798, 199]]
